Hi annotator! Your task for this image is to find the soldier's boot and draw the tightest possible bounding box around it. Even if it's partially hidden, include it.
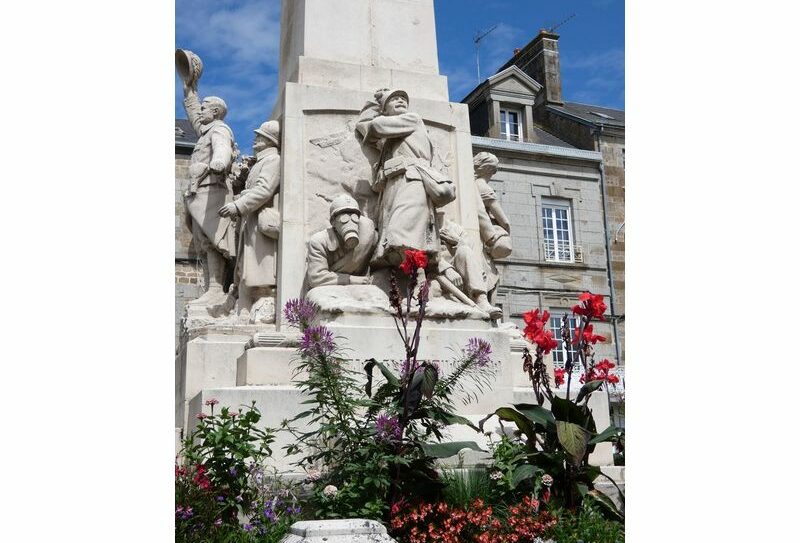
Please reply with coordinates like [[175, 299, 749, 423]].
[[475, 292, 502, 320], [194, 249, 227, 305]]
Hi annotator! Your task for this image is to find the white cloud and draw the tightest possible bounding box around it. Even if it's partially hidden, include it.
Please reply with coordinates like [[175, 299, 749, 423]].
[[175, 0, 282, 153]]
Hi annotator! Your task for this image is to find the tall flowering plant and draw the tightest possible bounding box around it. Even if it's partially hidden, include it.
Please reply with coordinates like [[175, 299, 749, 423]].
[[283, 250, 500, 519], [482, 292, 624, 519]]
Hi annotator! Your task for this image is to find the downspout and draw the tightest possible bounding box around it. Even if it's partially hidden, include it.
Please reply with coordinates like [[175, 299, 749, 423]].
[[595, 125, 622, 367]]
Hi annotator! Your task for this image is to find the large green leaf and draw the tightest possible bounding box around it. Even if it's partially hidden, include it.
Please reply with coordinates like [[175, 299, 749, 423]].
[[550, 396, 590, 426], [587, 489, 624, 522], [437, 411, 478, 430], [421, 441, 485, 458], [575, 380, 604, 403], [513, 403, 556, 431], [555, 420, 591, 465], [421, 364, 438, 400], [493, 407, 536, 442], [590, 425, 621, 445], [510, 464, 540, 489]]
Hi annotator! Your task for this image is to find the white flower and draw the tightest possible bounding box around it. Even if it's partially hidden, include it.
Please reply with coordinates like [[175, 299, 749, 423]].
[[489, 470, 503, 480], [322, 484, 338, 498], [541, 474, 554, 487], [305, 469, 322, 483]]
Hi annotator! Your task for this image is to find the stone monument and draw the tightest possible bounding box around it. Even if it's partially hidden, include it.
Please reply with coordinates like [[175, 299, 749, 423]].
[[176, 0, 614, 471], [176, 49, 237, 309]]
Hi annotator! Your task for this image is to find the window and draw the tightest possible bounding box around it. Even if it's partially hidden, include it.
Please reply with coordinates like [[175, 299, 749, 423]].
[[550, 313, 579, 378], [499, 109, 521, 141], [542, 201, 575, 262]]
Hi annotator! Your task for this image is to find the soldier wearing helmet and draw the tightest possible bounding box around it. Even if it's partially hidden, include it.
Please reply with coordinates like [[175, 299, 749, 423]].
[[305, 194, 378, 289], [355, 88, 456, 268], [217, 120, 282, 323]]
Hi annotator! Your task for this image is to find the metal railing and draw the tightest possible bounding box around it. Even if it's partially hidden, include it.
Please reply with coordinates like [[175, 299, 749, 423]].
[[542, 241, 583, 263]]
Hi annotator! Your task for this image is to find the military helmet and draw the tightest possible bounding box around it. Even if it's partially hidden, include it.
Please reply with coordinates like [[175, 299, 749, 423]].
[[377, 88, 410, 113], [254, 120, 281, 148], [329, 194, 361, 219]]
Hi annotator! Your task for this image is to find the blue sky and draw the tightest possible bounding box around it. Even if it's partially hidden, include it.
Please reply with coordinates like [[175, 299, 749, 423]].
[[176, 0, 624, 153]]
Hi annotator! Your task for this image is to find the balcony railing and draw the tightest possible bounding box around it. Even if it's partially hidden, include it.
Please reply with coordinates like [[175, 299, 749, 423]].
[[542, 241, 583, 263]]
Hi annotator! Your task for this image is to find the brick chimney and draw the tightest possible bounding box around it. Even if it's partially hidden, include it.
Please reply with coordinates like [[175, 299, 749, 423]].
[[502, 29, 563, 105]]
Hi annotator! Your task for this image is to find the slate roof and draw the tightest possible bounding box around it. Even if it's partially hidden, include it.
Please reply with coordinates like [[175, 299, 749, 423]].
[[548, 102, 625, 128], [529, 126, 575, 148], [175, 118, 198, 147]]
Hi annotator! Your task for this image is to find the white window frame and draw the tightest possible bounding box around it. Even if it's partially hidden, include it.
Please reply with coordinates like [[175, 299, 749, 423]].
[[541, 200, 575, 263], [550, 312, 580, 377], [499, 108, 522, 141]]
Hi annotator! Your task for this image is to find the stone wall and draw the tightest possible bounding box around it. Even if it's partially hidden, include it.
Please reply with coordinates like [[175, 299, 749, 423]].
[[472, 140, 618, 367], [175, 149, 201, 347]]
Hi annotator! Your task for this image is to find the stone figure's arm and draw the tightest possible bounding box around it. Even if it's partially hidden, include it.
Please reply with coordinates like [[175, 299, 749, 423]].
[[355, 101, 381, 144], [183, 89, 203, 135], [234, 162, 280, 216], [486, 200, 511, 233], [306, 239, 350, 288], [209, 129, 234, 172], [366, 113, 421, 140]]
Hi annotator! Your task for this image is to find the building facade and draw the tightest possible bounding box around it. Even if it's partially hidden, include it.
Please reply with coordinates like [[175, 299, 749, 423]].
[[463, 30, 625, 419]]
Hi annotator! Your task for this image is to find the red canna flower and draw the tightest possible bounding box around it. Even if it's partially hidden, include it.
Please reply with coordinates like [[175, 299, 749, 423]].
[[554, 367, 565, 387], [573, 323, 606, 345], [572, 292, 608, 320], [399, 249, 428, 275]]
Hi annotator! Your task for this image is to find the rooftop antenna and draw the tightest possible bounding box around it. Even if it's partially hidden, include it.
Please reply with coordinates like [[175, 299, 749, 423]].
[[474, 24, 498, 83], [547, 12, 576, 33]]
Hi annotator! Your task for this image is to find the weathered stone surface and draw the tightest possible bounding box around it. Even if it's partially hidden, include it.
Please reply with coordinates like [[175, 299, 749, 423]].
[[279, 519, 396, 543]]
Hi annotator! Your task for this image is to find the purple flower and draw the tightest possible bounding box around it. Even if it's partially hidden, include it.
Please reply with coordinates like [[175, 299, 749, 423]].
[[299, 325, 335, 358], [216, 495, 225, 502], [285, 504, 301, 515], [243, 524, 253, 532], [213, 518, 222, 527], [375, 413, 402, 443], [176, 506, 193, 520], [465, 337, 492, 367], [284, 298, 318, 329], [229, 467, 237, 477]]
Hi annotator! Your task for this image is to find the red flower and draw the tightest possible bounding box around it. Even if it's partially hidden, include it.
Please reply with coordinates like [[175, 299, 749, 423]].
[[522, 308, 558, 353], [554, 368, 565, 387], [572, 292, 607, 320], [595, 358, 615, 372], [573, 323, 606, 345], [399, 249, 428, 275]]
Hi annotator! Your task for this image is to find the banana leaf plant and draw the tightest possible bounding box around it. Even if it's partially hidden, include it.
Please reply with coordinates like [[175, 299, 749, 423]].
[[481, 295, 624, 520]]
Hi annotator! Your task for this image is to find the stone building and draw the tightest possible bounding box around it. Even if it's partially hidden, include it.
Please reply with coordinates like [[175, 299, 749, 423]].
[[462, 30, 625, 421]]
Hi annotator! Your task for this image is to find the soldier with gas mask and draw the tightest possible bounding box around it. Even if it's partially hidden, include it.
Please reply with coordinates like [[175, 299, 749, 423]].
[[305, 194, 378, 289]]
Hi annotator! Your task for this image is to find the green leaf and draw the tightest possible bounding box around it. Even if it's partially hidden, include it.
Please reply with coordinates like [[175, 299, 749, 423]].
[[438, 411, 478, 429], [587, 489, 625, 522], [575, 380, 604, 403], [421, 441, 484, 458], [493, 407, 536, 442], [550, 396, 590, 425], [510, 464, 539, 489], [421, 364, 438, 400], [513, 403, 556, 431], [590, 425, 621, 445], [555, 420, 591, 465]]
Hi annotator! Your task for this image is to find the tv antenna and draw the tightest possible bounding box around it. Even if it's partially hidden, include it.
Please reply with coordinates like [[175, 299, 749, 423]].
[[474, 24, 498, 82], [547, 12, 576, 33]]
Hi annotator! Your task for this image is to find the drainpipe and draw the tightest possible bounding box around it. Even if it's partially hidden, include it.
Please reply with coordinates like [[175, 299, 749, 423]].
[[595, 125, 622, 368]]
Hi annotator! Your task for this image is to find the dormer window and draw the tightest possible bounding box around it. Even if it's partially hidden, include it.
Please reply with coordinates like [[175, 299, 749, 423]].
[[499, 109, 521, 141]]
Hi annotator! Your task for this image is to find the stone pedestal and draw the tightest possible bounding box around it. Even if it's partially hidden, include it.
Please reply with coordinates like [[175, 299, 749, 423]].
[[279, 519, 397, 543]]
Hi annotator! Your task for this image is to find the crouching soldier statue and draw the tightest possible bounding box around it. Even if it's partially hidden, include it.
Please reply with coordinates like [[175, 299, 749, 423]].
[[306, 195, 378, 289], [436, 220, 502, 319]]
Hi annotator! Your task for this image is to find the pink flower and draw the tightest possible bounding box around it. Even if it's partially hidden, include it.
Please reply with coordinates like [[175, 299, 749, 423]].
[[196, 412, 207, 420], [205, 398, 219, 407]]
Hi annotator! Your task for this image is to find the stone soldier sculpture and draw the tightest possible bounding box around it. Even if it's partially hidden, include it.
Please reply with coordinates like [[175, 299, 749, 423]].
[[355, 88, 456, 268], [176, 49, 237, 306], [306, 194, 378, 289], [436, 220, 502, 319], [218, 121, 282, 323], [473, 152, 512, 260]]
